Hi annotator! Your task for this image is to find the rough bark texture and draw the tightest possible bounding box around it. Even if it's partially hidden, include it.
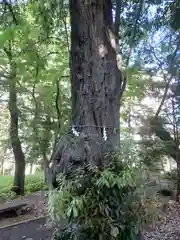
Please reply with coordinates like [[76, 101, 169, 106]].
[[177, 161, 180, 201], [51, 0, 123, 179], [8, 61, 25, 195], [70, 0, 121, 142]]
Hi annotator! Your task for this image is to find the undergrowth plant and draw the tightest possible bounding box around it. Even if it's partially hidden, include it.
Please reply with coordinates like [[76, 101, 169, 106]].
[[48, 151, 159, 240], [0, 173, 47, 202], [163, 169, 177, 189]]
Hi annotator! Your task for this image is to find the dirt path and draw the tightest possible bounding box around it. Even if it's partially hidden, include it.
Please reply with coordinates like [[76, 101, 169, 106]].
[[144, 201, 180, 240], [0, 191, 47, 228], [0, 191, 54, 239], [0, 217, 53, 240], [2, 191, 179, 240]]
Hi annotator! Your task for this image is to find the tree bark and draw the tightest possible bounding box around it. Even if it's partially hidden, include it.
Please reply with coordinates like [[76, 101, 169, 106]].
[[2, 2, 25, 195], [177, 161, 180, 202], [8, 60, 25, 195], [70, 0, 122, 144], [0, 154, 5, 175], [30, 162, 33, 175], [51, 0, 123, 177], [41, 150, 50, 183], [50, 1, 124, 186]]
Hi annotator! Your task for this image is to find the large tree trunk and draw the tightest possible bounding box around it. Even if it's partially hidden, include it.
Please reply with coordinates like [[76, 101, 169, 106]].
[[177, 161, 180, 201], [70, 0, 121, 143], [52, 0, 123, 177], [8, 60, 25, 195]]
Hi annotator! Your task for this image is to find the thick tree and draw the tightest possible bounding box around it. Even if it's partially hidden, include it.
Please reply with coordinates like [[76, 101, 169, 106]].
[[51, 0, 125, 178]]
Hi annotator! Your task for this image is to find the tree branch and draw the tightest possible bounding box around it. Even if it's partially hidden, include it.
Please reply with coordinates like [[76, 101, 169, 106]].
[[150, 116, 180, 161], [3, 0, 18, 25], [120, 0, 144, 98], [62, 16, 70, 53], [114, 0, 122, 40], [155, 38, 180, 116], [155, 81, 170, 116], [55, 79, 61, 129]]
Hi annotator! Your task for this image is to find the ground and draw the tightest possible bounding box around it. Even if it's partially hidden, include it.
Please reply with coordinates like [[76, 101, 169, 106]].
[[0, 189, 180, 239], [0, 191, 46, 228], [0, 217, 52, 240], [144, 200, 180, 240], [0, 191, 53, 240]]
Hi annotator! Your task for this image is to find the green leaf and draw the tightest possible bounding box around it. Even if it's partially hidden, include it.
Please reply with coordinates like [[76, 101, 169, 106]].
[[0, 26, 16, 48], [66, 207, 72, 218], [72, 206, 78, 217]]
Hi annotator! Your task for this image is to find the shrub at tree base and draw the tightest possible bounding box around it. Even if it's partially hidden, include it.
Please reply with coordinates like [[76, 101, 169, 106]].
[[48, 152, 159, 240]]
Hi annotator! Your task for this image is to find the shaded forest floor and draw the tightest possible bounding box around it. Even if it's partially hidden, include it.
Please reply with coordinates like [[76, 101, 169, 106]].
[[0, 191, 47, 228], [0, 216, 52, 240], [0, 173, 47, 203], [144, 200, 180, 240], [0, 191, 53, 239], [0, 190, 180, 239]]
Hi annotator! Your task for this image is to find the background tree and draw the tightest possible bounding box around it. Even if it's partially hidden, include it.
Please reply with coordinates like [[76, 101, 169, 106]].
[[0, 0, 70, 193]]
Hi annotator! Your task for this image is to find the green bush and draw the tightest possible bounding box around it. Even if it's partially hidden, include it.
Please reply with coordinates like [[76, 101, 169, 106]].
[[25, 173, 48, 193], [0, 175, 14, 202], [163, 169, 177, 188], [0, 188, 16, 202], [0, 173, 47, 202], [48, 152, 158, 240]]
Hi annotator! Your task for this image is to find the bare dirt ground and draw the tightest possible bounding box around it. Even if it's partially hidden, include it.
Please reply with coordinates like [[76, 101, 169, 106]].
[[0, 191, 48, 228], [144, 200, 180, 240], [1, 191, 180, 240], [0, 217, 53, 240], [0, 191, 53, 240]]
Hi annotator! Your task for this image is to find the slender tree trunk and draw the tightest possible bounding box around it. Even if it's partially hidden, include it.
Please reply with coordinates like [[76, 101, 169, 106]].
[[8, 60, 25, 195], [0, 156, 5, 175], [30, 162, 33, 174], [41, 151, 49, 183]]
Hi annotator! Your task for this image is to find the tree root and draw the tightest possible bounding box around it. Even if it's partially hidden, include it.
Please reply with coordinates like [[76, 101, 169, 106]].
[[51, 133, 111, 186]]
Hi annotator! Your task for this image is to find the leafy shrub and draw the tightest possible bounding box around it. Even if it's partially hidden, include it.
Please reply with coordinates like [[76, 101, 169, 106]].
[[0, 175, 15, 202], [0, 173, 47, 202], [163, 169, 177, 189], [0, 188, 16, 202], [25, 173, 48, 193], [48, 152, 158, 240]]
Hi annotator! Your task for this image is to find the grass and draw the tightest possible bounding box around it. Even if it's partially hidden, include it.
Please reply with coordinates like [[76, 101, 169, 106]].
[[0, 173, 48, 203]]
